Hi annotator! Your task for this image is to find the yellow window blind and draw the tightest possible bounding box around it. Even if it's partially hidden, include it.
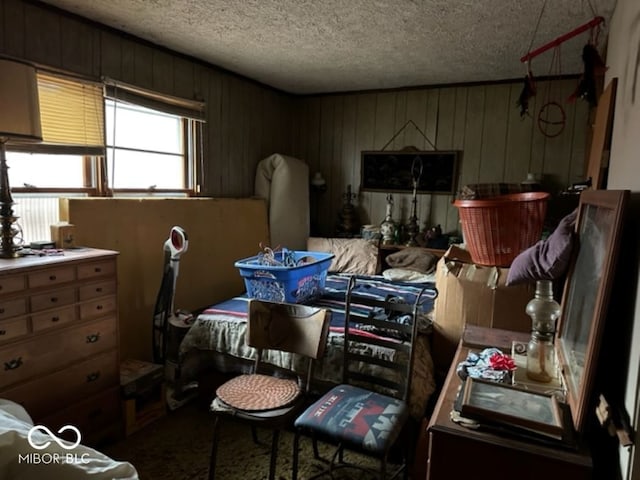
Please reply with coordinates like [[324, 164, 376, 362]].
[[10, 72, 105, 155]]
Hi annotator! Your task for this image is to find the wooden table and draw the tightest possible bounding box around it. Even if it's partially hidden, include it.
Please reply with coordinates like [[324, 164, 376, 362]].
[[425, 325, 592, 479]]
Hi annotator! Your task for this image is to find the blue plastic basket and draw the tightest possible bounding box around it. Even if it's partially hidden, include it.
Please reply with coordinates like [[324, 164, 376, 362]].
[[234, 250, 334, 303]]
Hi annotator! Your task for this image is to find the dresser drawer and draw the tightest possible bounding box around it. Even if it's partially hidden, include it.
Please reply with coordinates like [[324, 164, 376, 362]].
[[30, 287, 76, 312], [79, 295, 117, 320], [0, 316, 29, 343], [28, 266, 75, 289], [0, 297, 27, 320], [0, 316, 117, 389], [77, 260, 116, 281], [2, 349, 118, 419], [79, 280, 117, 301], [0, 274, 26, 295], [31, 305, 77, 332]]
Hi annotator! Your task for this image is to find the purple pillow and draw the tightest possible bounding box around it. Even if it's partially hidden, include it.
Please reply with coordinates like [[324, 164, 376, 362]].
[[506, 209, 577, 286]]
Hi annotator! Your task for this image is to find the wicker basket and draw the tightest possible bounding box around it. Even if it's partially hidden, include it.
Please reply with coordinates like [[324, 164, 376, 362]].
[[454, 191, 550, 267]]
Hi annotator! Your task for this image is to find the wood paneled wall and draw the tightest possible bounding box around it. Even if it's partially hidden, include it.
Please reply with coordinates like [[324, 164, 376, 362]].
[[2, 0, 591, 238], [0, 0, 295, 197], [293, 81, 590, 237]]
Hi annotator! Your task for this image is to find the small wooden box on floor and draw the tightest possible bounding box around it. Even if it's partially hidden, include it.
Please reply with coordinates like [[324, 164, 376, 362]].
[[120, 359, 166, 436]]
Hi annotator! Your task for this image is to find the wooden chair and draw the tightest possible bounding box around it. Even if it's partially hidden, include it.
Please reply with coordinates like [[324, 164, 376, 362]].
[[291, 275, 429, 479], [207, 299, 331, 480]]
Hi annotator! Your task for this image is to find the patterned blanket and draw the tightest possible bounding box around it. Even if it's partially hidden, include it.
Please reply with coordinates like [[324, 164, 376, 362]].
[[179, 274, 438, 418]]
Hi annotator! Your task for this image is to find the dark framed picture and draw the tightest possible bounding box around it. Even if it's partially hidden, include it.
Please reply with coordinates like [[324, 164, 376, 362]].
[[556, 189, 629, 432], [460, 378, 564, 438], [360, 150, 460, 194]]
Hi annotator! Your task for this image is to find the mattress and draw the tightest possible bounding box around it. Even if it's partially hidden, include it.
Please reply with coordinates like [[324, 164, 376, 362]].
[[179, 274, 438, 418]]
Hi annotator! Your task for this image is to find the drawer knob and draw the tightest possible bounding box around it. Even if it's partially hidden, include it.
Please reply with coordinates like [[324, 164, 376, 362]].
[[0, 308, 4, 314], [86, 333, 101, 343], [4, 357, 23, 371], [96, 287, 103, 293], [50, 297, 58, 303], [94, 267, 102, 273], [96, 305, 103, 311], [86, 371, 101, 382], [0, 329, 5, 335], [51, 316, 60, 323], [49, 275, 57, 281]]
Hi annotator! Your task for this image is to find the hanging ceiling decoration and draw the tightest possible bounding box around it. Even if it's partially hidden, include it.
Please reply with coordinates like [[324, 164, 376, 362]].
[[517, 0, 607, 137]]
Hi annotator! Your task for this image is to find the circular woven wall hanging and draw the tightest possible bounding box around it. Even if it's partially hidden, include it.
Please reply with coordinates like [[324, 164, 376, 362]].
[[537, 101, 566, 138]]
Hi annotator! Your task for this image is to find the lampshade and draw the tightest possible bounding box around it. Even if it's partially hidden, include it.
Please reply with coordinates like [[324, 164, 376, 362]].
[[311, 172, 326, 188], [0, 57, 42, 258], [0, 58, 42, 142]]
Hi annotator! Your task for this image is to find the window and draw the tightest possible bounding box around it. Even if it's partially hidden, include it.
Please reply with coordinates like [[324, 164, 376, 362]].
[[7, 71, 104, 243], [103, 80, 205, 194], [6, 72, 205, 244], [105, 100, 192, 192], [9, 153, 91, 189]]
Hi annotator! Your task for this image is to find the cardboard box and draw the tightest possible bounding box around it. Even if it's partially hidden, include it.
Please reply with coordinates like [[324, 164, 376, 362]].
[[431, 245, 534, 374], [50, 222, 76, 249]]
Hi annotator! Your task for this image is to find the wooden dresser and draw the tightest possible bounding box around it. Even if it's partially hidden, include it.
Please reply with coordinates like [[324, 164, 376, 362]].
[[0, 248, 121, 444], [426, 326, 592, 479]]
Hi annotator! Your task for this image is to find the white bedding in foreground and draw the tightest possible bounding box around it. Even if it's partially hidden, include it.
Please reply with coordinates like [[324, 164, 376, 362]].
[[0, 399, 138, 480]]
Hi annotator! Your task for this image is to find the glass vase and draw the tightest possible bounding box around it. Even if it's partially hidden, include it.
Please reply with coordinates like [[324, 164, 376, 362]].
[[525, 280, 561, 383]]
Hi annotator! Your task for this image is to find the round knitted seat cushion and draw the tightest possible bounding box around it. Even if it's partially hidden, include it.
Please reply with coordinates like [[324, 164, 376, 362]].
[[216, 374, 301, 411]]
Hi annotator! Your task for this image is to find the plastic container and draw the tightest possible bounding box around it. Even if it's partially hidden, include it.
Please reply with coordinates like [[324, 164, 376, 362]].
[[234, 250, 334, 303], [454, 191, 549, 267]]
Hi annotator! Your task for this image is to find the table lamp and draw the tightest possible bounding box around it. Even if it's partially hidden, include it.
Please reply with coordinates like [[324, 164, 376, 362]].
[[0, 57, 42, 258]]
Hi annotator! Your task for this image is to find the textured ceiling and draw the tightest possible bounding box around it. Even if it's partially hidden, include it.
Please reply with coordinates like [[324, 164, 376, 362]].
[[41, 0, 617, 94]]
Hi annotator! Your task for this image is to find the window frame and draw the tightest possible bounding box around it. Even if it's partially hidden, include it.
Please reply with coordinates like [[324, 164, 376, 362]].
[[6, 71, 205, 244], [9, 82, 204, 197], [103, 100, 197, 195]]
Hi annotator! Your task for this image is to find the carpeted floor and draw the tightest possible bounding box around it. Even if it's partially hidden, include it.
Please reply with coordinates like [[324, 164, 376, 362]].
[[102, 397, 387, 480]]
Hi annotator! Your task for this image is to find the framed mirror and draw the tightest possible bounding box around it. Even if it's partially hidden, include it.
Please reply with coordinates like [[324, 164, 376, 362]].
[[556, 189, 629, 432]]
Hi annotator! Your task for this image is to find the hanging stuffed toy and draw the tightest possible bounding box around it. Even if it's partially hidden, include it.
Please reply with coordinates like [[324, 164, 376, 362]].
[[568, 43, 607, 107], [568, 16, 608, 108], [517, 71, 537, 118]]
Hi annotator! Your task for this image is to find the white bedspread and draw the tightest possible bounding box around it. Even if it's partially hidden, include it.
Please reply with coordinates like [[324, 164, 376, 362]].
[[0, 399, 138, 480]]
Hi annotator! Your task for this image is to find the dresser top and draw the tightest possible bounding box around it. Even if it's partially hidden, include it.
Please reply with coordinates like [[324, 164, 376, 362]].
[[0, 248, 118, 273]]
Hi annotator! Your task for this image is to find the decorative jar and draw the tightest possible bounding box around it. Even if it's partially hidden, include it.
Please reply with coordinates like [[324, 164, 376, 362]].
[[380, 194, 396, 245]]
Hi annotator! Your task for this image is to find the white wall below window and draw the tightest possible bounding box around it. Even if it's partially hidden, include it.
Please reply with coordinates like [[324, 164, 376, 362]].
[[12, 195, 61, 245]]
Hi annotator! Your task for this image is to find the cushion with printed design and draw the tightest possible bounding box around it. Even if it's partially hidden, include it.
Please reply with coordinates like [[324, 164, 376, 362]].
[[294, 384, 408, 453]]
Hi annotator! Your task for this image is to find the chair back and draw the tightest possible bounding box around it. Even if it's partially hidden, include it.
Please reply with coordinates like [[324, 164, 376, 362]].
[[247, 300, 331, 359], [342, 275, 429, 402]]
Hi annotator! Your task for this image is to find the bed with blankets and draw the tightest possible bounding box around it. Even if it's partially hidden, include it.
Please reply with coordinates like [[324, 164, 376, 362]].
[[179, 263, 439, 418]]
